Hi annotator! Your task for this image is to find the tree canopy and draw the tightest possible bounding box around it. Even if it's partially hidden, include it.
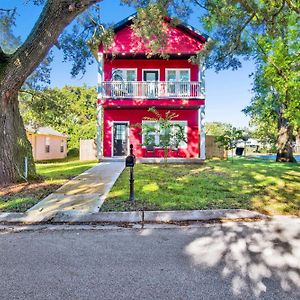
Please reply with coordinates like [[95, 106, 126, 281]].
[[20, 86, 97, 151], [1, 0, 300, 184]]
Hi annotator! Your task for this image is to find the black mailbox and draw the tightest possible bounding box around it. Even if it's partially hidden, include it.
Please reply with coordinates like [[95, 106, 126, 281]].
[[126, 155, 135, 167], [125, 144, 136, 167]]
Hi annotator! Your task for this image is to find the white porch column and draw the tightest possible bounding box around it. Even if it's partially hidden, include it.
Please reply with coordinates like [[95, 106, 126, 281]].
[[198, 60, 206, 160], [199, 105, 206, 160], [96, 52, 104, 160]]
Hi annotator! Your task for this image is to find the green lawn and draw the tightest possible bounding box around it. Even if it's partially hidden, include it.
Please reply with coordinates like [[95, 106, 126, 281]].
[[0, 159, 97, 212], [102, 158, 300, 215]]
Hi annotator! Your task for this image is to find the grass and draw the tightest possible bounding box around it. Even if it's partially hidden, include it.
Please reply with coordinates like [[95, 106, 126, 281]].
[[102, 157, 300, 215], [0, 158, 97, 212]]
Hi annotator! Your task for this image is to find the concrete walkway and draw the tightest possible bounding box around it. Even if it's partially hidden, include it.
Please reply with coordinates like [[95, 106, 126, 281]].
[[27, 162, 124, 218]]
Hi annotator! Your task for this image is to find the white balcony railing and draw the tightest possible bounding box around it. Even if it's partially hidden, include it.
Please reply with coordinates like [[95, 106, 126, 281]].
[[100, 81, 204, 99]]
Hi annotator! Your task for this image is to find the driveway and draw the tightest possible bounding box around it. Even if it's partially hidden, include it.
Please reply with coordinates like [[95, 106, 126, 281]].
[[0, 218, 299, 299]]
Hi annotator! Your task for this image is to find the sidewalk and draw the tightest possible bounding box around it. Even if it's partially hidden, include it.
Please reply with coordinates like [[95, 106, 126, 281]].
[[26, 162, 124, 218]]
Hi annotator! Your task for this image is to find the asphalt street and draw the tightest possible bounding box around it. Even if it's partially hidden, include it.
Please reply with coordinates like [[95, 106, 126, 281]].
[[0, 218, 299, 300]]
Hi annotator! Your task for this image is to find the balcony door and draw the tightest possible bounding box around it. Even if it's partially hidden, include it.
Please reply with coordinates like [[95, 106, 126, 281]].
[[143, 70, 159, 98], [166, 69, 190, 96], [113, 122, 129, 156], [111, 69, 137, 97]]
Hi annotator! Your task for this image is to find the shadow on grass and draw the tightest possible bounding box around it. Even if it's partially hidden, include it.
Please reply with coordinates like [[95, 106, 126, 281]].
[[0, 182, 62, 212], [102, 158, 300, 215], [1, 159, 98, 212]]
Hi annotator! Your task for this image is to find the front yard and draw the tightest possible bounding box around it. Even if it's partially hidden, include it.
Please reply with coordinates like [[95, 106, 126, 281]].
[[0, 158, 97, 212], [102, 158, 300, 215]]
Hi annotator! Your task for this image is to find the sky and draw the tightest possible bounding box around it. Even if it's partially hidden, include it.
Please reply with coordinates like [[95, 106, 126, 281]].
[[2, 0, 255, 127]]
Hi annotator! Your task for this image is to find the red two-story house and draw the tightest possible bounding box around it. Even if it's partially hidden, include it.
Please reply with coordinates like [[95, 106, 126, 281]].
[[96, 14, 207, 159]]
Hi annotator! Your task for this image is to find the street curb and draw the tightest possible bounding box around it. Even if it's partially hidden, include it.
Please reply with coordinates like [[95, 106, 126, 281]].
[[0, 212, 56, 224], [0, 209, 268, 225]]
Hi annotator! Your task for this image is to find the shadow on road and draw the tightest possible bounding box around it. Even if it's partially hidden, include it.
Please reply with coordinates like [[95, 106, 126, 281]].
[[184, 219, 300, 297]]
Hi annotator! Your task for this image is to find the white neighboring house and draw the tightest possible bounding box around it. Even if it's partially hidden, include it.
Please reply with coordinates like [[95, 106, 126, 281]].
[[236, 138, 260, 148], [26, 126, 68, 161]]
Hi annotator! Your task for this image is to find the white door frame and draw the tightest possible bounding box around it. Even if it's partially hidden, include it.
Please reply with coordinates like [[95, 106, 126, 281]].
[[142, 69, 160, 81], [111, 121, 130, 157]]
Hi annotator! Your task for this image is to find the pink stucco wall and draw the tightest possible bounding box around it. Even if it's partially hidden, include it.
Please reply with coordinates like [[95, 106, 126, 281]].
[[27, 133, 67, 161]]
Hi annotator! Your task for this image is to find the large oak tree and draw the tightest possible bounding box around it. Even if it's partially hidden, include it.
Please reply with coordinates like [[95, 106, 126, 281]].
[[0, 0, 102, 184], [1, 0, 299, 185]]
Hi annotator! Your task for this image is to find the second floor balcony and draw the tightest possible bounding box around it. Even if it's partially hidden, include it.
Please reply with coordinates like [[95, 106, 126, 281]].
[[100, 81, 204, 99]]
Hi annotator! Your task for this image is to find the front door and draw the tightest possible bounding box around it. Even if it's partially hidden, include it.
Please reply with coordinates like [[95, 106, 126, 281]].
[[143, 70, 159, 98], [113, 123, 128, 156]]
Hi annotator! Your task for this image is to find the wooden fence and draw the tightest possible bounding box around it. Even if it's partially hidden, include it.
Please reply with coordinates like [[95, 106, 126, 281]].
[[80, 139, 97, 161], [205, 135, 227, 159]]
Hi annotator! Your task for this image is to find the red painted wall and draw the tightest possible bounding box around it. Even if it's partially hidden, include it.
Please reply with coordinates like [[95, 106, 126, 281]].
[[103, 59, 198, 82], [99, 98, 205, 109], [103, 108, 199, 158], [99, 24, 204, 54]]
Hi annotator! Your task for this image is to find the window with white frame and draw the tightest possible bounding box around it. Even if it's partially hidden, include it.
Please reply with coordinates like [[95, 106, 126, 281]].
[[112, 69, 137, 81], [142, 121, 158, 149], [170, 121, 188, 148], [111, 69, 137, 96], [142, 121, 188, 149], [45, 136, 50, 153], [166, 69, 190, 96]]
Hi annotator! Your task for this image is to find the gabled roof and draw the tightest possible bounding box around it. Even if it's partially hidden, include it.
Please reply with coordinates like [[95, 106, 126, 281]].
[[26, 126, 67, 138], [113, 13, 209, 43]]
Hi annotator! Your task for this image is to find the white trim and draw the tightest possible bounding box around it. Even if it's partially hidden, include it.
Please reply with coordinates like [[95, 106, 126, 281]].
[[165, 68, 191, 82], [199, 105, 206, 160], [141, 120, 159, 146], [111, 121, 130, 157], [96, 104, 103, 159], [111, 68, 137, 81], [142, 69, 160, 81], [141, 120, 188, 149]]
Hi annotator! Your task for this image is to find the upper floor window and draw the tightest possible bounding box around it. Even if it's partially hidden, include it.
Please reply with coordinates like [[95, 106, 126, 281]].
[[166, 69, 190, 82], [111, 69, 137, 96], [112, 69, 137, 81], [166, 69, 190, 96]]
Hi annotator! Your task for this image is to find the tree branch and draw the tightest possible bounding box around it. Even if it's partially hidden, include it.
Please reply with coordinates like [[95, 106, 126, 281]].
[[272, 0, 286, 18], [192, 0, 208, 11], [285, 0, 300, 15], [0, 8, 16, 13], [0, 46, 10, 63], [1, 0, 101, 94], [250, 34, 289, 82], [217, 13, 256, 63]]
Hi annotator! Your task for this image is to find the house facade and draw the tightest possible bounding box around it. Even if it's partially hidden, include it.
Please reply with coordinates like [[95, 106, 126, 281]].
[[26, 126, 67, 161], [97, 14, 207, 159]]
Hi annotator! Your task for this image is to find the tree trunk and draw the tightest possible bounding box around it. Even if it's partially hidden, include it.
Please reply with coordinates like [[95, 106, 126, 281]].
[[0, 0, 101, 185], [276, 112, 296, 163], [0, 91, 36, 185]]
